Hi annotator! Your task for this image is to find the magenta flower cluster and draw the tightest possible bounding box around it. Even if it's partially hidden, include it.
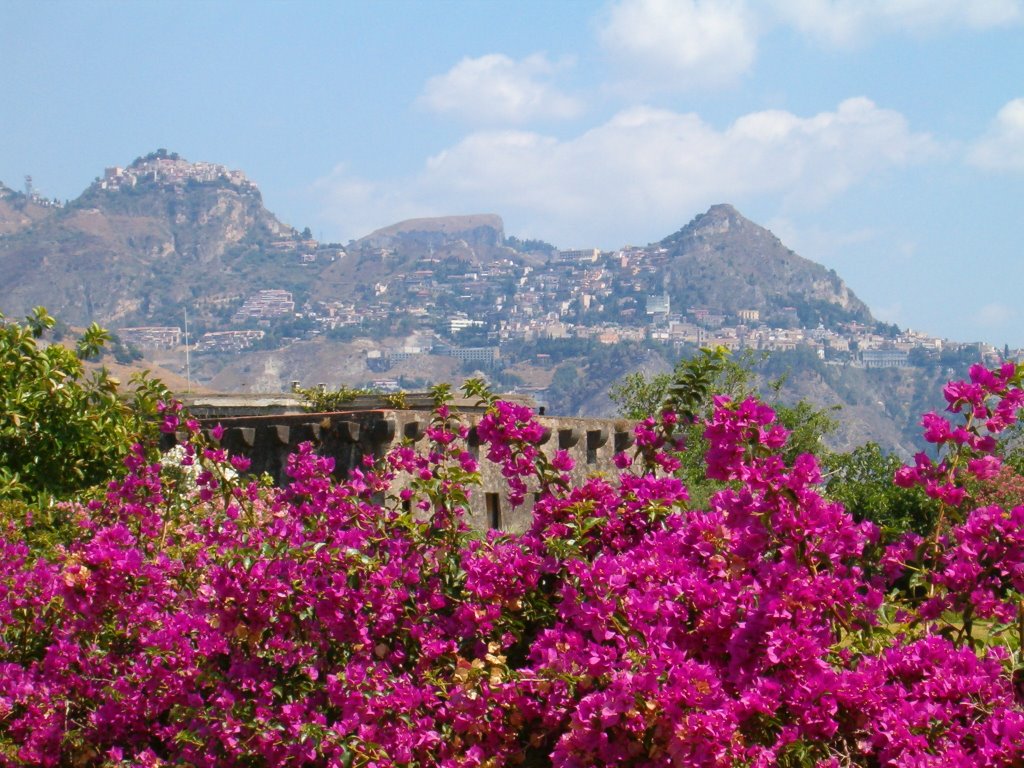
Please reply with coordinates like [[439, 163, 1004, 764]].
[[895, 363, 1024, 505], [3, 365, 1024, 766]]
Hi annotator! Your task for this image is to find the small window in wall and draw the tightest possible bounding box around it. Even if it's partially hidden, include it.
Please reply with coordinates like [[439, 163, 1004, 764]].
[[486, 493, 502, 530], [586, 428, 608, 465], [614, 431, 634, 454]]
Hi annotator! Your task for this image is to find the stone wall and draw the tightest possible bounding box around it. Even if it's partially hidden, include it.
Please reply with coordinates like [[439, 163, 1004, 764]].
[[170, 407, 636, 534]]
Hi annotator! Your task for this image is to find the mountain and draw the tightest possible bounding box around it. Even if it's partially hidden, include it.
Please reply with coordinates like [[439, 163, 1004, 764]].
[[658, 204, 873, 327], [303, 213, 532, 307], [357, 214, 505, 256], [0, 151, 299, 327], [0, 153, 869, 333]]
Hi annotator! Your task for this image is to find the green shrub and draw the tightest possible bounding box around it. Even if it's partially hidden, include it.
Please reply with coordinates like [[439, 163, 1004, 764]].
[[0, 307, 169, 503]]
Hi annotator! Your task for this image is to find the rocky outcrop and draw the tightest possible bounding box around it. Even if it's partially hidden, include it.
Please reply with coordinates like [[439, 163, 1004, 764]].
[[659, 204, 873, 325]]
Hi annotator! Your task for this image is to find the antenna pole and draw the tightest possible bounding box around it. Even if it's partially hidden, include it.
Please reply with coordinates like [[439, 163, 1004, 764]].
[[184, 307, 192, 394]]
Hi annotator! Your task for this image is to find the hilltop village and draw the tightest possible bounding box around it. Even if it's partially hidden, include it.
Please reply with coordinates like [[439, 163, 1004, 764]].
[[95, 152, 256, 193], [118, 238, 1000, 377]]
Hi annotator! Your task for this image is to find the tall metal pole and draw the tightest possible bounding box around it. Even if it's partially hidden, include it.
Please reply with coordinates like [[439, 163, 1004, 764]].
[[184, 306, 192, 394]]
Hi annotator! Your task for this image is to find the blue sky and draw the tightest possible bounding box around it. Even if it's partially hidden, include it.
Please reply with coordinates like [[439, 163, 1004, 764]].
[[2, 1, 1023, 346]]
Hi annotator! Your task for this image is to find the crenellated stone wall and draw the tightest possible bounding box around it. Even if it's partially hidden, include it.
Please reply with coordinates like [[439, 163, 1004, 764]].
[[167, 406, 637, 534]]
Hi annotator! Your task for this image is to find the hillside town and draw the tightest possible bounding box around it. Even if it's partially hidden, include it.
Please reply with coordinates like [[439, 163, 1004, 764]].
[[119, 241, 1006, 372], [6, 154, 1005, 379]]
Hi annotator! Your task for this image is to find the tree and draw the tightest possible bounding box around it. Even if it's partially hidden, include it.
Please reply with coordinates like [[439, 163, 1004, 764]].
[[609, 369, 672, 422], [611, 348, 753, 420], [0, 307, 169, 502], [610, 348, 840, 508], [544, 362, 586, 414], [610, 347, 837, 459], [504, 234, 557, 255], [822, 441, 939, 534]]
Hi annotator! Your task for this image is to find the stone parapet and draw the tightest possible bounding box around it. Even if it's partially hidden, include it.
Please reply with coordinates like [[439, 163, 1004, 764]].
[[168, 407, 636, 534]]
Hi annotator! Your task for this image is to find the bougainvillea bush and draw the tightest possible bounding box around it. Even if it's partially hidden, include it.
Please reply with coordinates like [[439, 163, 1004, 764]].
[[3, 363, 1024, 767]]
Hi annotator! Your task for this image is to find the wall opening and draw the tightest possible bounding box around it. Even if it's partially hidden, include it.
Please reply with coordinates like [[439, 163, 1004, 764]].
[[486, 493, 502, 530]]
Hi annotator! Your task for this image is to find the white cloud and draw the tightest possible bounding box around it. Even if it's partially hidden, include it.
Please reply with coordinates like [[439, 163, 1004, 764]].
[[310, 164, 433, 244], [968, 98, 1024, 172], [977, 302, 1018, 327], [418, 53, 582, 124], [770, 0, 1023, 46], [314, 99, 937, 247], [594, 0, 1021, 82], [597, 0, 758, 89]]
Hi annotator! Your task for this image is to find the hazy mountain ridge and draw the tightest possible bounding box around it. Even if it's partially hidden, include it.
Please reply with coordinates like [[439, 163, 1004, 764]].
[[357, 214, 505, 253]]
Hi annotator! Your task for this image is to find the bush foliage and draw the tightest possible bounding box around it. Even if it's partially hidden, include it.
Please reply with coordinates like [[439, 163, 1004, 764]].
[[2, 337, 1024, 765], [0, 308, 168, 503]]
